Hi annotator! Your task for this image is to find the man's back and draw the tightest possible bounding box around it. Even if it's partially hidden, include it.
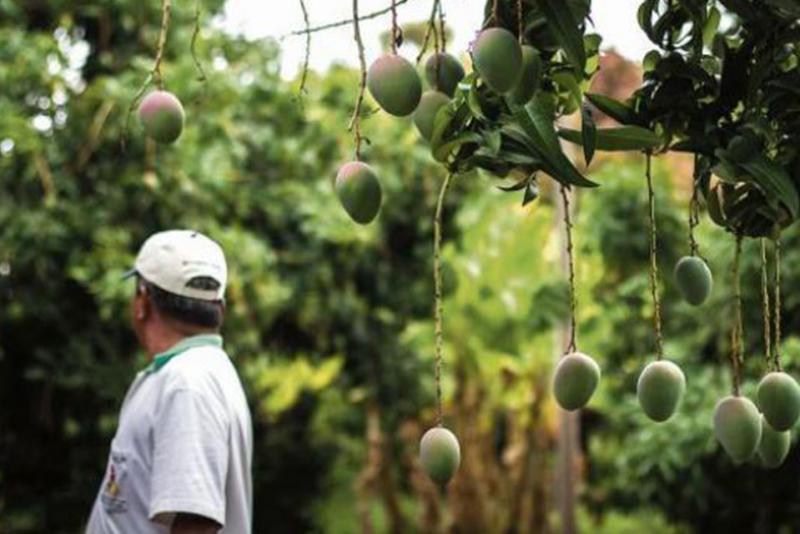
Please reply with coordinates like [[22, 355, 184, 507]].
[[87, 339, 252, 533]]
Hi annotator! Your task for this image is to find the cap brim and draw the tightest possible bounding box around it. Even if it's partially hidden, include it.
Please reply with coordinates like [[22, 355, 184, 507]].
[[121, 268, 137, 280]]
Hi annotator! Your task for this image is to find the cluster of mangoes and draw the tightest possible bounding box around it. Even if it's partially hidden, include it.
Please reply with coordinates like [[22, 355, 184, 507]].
[[138, 90, 185, 144], [333, 27, 543, 227]]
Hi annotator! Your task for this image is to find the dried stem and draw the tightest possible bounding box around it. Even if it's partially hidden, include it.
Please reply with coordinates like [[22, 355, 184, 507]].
[[284, 0, 411, 38], [191, 0, 207, 84], [433, 173, 454, 427], [415, 0, 440, 63], [774, 239, 783, 371], [559, 185, 578, 353], [645, 153, 664, 359], [436, 0, 446, 53], [390, 0, 400, 54], [348, 0, 368, 160], [761, 238, 772, 370], [730, 235, 743, 396], [298, 0, 311, 94]]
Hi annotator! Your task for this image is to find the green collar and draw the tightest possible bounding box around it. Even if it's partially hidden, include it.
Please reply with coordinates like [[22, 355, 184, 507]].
[[146, 334, 223, 373]]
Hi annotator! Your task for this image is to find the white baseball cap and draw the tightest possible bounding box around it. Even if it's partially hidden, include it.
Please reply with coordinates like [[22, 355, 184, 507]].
[[124, 230, 227, 301]]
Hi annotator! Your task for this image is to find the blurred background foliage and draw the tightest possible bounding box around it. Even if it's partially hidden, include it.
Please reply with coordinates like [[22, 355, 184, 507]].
[[2, 1, 800, 533]]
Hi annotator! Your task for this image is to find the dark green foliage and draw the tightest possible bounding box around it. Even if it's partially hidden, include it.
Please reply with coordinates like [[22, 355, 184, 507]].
[[758, 415, 791, 469], [636, 359, 686, 422], [757, 371, 800, 431], [413, 90, 450, 141], [674, 255, 712, 305], [334, 161, 382, 224], [472, 28, 521, 94], [138, 90, 184, 144], [424, 52, 465, 97], [713, 396, 762, 463], [553, 352, 600, 411], [366, 54, 422, 117], [419, 426, 461, 485]]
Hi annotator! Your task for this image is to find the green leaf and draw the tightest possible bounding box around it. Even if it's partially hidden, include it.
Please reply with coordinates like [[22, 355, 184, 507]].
[[539, 0, 586, 72], [585, 93, 638, 125], [581, 104, 596, 165], [558, 126, 662, 151], [703, 6, 721, 47], [433, 132, 482, 162], [740, 155, 800, 218]]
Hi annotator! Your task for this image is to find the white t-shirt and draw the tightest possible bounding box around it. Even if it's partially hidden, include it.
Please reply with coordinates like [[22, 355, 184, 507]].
[[86, 335, 253, 533]]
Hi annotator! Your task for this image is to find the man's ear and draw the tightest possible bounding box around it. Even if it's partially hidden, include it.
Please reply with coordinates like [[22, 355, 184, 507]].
[[134, 287, 150, 321]]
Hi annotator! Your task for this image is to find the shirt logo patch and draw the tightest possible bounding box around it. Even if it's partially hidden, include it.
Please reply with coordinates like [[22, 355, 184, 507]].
[[101, 450, 128, 514]]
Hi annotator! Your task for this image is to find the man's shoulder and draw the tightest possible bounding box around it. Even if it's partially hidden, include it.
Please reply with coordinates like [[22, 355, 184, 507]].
[[160, 345, 235, 391]]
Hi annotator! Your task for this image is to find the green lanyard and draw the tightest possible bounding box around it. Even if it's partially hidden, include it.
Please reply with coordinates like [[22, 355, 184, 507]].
[[145, 334, 223, 373]]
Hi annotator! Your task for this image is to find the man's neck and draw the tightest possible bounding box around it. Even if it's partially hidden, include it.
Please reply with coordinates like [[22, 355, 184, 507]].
[[144, 321, 217, 361]]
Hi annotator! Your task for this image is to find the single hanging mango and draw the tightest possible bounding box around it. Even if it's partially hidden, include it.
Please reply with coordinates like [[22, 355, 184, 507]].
[[334, 161, 382, 224], [674, 256, 713, 305], [757, 371, 800, 431], [367, 54, 422, 117], [419, 426, 461, 486], [713, 395, 762, 463], [758, 415, 791, 468], [553, 352, 601, 411], [637, 359, 686, 422], [138, 90, 185, 144], [471, 28, 522, 94]]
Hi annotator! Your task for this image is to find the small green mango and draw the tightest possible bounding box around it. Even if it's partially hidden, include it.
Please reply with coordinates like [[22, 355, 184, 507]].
[[424, 53, 465, 97], [713, 395, 762, 463], [757, 371, 800, 431], [367, 54, 422, 117], [472, 28, 522, 94], [419, 427, 461, 485], [334, 161, 382, 224], [138, 90, 185, 144], [412, 91, 450, 141], [674, 256, 713, 306], [553, 352, 601, 411], [509, 45, 542, 105], [637, 360, 686, 422], [758, 415, 791, 469]]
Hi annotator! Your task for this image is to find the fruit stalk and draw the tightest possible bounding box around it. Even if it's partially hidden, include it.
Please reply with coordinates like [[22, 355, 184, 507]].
[[559, 184, 578, 353], [645, 153, 664, 359], [773, 239, 783, 372], [688, 155, 700, 257], [729, 234, 743, 395], [433, 173, 453, 426], [348, 0, 368, 159], [760, 238, 772, 369]]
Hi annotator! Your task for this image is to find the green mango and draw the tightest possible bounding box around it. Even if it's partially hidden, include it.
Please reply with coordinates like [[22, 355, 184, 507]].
[[509, 46, 542, 105], [367, 54, 422, 117], [412, 91, 450, 141], [334, 161, 382, 224], [757, 371, 800, 431], [713, 395, 762, 463], [758, 415, 791, 469], [553, 352, 601, 411], [472, 28, 522, 94], [674, 255, 713, 306], [424, 52, 465, 97], [419, 426, 461, 485], [138, 90, 185, 144], [637, 359, 686, 422]]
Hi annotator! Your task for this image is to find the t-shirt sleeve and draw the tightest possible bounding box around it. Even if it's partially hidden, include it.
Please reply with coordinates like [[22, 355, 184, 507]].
[[148, 387, 229, 527]]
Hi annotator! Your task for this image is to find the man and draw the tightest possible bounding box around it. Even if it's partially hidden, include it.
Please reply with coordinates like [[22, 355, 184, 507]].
[[87, 230, 253, 533]]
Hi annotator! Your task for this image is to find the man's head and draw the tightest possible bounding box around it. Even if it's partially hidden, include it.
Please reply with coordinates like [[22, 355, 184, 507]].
[[126, 230, 227, 346]]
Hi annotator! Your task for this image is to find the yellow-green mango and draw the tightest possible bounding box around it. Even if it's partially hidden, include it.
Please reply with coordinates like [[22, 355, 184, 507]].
[[367, 54, 422, 117], [472, 28, 522, 94], [424, 52, 465, 97], [758, 415, 791, 468], [713, 395, 762, 463], [553, 352, 600, 411], [674, 255, 713, 306], [419, 426, 460, 485], [334, 161, 382, 224], [412, 90, 450, 141], [138, 90, 185, 144], [637, 360, 686, 422], [757, 371, 800, 431]]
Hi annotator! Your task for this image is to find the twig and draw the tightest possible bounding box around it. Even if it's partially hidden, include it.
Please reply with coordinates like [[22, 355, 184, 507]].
[[645, 153, 664, 359], [560, 185, 578, 353], [433, 172, 453, 427], [517, 0, 524, 43], [348, 0, 368, 159], [774, 239, 783, 371], [730, 235, 743, 395], [436, 0, 446, 53], [688, 154, 700, 256], [191, 0, 207, 84], [390, 0, 399, 54], [298, 0, 311, 94], [284, 0, 412, 37], [761, 238, 772, 370], [415, 0, 439, 64]]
